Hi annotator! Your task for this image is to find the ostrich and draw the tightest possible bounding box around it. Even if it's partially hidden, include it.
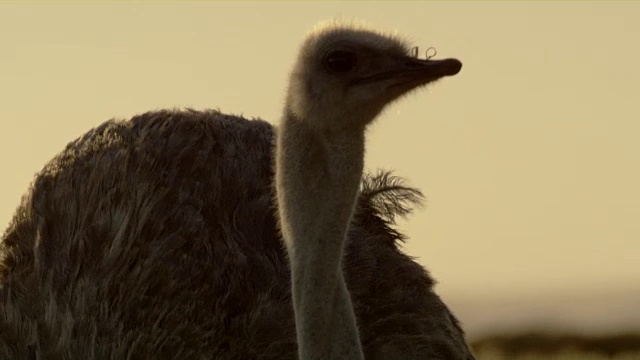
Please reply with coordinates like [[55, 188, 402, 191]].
[[0, 22, 474, 360]]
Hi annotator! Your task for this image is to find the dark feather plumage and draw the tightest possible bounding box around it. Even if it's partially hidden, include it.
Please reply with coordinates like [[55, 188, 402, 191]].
[[360, 170, 425, 236], [0, 109, 473, 359]]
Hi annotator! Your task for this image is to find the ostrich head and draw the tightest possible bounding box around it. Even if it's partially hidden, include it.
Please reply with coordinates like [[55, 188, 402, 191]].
[[277, 22, 465, 360], [286, 23, 462, 131]]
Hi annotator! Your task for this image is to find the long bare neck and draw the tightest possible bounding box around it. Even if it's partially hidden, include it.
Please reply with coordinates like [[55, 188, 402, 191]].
[[275, 109, 365, 360]]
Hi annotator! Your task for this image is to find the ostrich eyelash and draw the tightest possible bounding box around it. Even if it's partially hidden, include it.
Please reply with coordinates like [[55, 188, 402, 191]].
[[410, 46, 438, 60]]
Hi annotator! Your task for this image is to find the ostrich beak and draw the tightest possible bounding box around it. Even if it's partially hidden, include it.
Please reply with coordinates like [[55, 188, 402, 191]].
[[353, 56, 462, 89], [404, 57, 463, 78], [375, 56, 462, 98]]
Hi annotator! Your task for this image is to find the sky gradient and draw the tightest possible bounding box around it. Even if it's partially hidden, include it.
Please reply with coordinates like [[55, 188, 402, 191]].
[[1, 2, 638, 338]]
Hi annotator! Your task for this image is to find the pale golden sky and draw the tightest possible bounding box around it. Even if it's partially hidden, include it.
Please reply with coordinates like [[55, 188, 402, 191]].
[[1, 2, 639, 337]]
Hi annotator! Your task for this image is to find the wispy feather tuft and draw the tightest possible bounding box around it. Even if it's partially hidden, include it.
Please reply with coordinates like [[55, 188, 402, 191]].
[[359, 170, 425, 225]]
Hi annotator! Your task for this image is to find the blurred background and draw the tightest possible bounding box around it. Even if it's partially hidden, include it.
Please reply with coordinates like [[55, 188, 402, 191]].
[[1, 2, 639, 357]]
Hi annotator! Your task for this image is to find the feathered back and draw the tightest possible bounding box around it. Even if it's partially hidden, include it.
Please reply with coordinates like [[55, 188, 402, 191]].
[[0, 109, 473, 359]]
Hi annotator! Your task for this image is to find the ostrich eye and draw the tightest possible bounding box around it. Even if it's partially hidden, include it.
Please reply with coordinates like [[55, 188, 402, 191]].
[[323, 50, 357, 73]]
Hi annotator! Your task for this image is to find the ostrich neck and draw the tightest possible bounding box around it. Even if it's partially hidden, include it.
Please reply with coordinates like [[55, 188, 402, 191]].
[[275, 109, 365, 360]]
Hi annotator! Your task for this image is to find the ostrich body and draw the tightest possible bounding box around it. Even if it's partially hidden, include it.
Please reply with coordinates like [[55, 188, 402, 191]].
[[0, 23, 474, 359]]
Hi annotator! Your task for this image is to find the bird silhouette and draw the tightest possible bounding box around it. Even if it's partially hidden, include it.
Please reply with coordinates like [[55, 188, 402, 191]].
[[0, 22, 474, 359]]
